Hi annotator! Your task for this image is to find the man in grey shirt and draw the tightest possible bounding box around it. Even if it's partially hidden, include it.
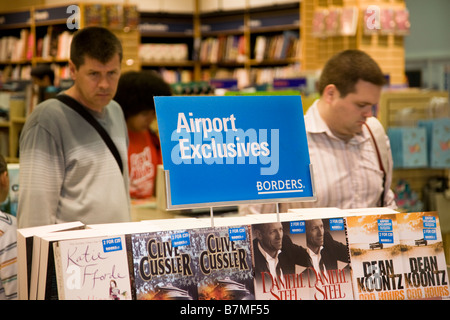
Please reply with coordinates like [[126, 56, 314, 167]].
[[18, 27, 131, 228]]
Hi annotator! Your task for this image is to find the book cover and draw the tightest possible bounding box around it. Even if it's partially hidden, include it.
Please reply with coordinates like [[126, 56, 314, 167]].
[[396, 211, 450, 300], [251, 215, 352, 300], [325, 8, 340, 37], [388, 127, 428, 168], [251, 219, 304, 300], [54, 235, 132, 300], [130, 228, 201, 300], [345, 213, 406, 300], [418, 118, 450, 169], [340, 6, 358, 36], [301, 217, 353, 300], [312, 9, 327, 38], [194, 225, 254, 300], [394, 8, 411, 36], [36, 228, 115, 300]]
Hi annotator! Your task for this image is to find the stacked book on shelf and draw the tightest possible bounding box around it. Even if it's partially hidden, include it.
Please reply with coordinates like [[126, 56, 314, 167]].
[[17, 207, 450, 300], [36, 30, 73, 61], [200, 35, 246, 64], [139, 43, 189, 62], [0, 29, 32, 62], [253, 30, 301, 62]]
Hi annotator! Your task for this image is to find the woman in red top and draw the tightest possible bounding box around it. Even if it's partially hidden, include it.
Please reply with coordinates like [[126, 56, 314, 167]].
[[114, 71, 172, 199]]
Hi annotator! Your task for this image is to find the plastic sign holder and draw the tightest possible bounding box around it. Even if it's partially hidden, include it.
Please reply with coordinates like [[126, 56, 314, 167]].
[[155, 95, 316, 225]]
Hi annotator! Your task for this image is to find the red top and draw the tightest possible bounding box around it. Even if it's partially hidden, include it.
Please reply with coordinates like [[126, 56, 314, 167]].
[[127, 129, 161, 199]]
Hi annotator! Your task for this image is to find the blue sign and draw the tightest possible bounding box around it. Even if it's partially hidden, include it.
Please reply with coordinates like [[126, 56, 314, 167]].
[[171, 231, 191, 247], [329, 218, 345, 231], [154, 95, 315, 209], [377, 219, 393, 232], [423, 216, 436, 228], [228, 227, 247, 241], [378, 232, 394, 243], [423, 228, 437, 241], [290, 221, 306, 234], [102, 237, 123, 253]]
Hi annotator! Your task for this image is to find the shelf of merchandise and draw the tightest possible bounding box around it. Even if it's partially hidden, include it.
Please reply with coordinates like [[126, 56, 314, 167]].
[[0, 3, 141, 162], [139, 11, 196, 83], [378, 89, 449, 205], [196, 2, 303, 88], [307, 0, 407, 85], [0, 8, 31, 163]]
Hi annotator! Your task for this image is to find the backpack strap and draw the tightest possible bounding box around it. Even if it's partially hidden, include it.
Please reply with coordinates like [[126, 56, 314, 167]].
[[364, 117, 390, 206], [55, 94, 124, 174]]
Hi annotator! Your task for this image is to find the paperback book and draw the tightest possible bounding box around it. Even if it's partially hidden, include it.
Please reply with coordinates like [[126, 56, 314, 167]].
[[130, 228, 202, 300], [251, 215, 353, 300], [17, 221, 85, 300], [345, 213, 406, 300], [396, 211, 450, 300], [194, 225, 255, 300], [53, 235, 133, 300]]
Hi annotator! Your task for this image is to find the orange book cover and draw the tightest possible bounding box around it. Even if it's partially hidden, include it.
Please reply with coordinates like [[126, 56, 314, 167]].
[[346, 213, 406, 300], [397, 211, 450, 300]]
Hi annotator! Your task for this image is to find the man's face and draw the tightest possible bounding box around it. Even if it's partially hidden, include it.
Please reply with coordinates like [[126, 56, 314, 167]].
[[70, 54, 121, 112], [306, 219, 324, 249], [330, 79, 381, 139], [258, 222, 283, 257]]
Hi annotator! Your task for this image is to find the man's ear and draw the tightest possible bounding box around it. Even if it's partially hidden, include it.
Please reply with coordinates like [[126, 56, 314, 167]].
[[322, 84, 339, 104], [68, 60, 77, 79]]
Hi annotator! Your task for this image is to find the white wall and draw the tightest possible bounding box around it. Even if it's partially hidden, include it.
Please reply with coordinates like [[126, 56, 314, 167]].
[[405, 0, 450, 90]]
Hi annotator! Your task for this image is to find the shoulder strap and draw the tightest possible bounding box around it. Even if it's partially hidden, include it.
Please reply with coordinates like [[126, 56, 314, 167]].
[[365, 117, 389, 173], [55, 94, 123, 174], [364, 116, 389, 206]]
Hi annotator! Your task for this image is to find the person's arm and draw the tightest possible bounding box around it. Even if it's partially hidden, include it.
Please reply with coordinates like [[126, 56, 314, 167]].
[[18, 124, 64, 228]]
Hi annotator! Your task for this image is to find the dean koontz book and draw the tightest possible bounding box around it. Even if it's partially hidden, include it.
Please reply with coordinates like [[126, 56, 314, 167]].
[[345, 213, 406, 300], [130, 228, 202, 300], [396, 211, 450, 300]]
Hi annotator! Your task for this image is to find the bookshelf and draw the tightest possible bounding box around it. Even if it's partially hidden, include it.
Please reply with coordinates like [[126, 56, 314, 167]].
[[0, 3, 141, 162], [138, 12, 196, 84], [378, 89, 449, 209], [197, 2, 303, 89], [0, 9, 32, 163]]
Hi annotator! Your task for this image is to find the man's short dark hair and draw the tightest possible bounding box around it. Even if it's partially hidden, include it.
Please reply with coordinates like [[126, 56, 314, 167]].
[[70, 26, 123, 69], [114, 70, 172, 119], [317, 49, 386, 97]]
